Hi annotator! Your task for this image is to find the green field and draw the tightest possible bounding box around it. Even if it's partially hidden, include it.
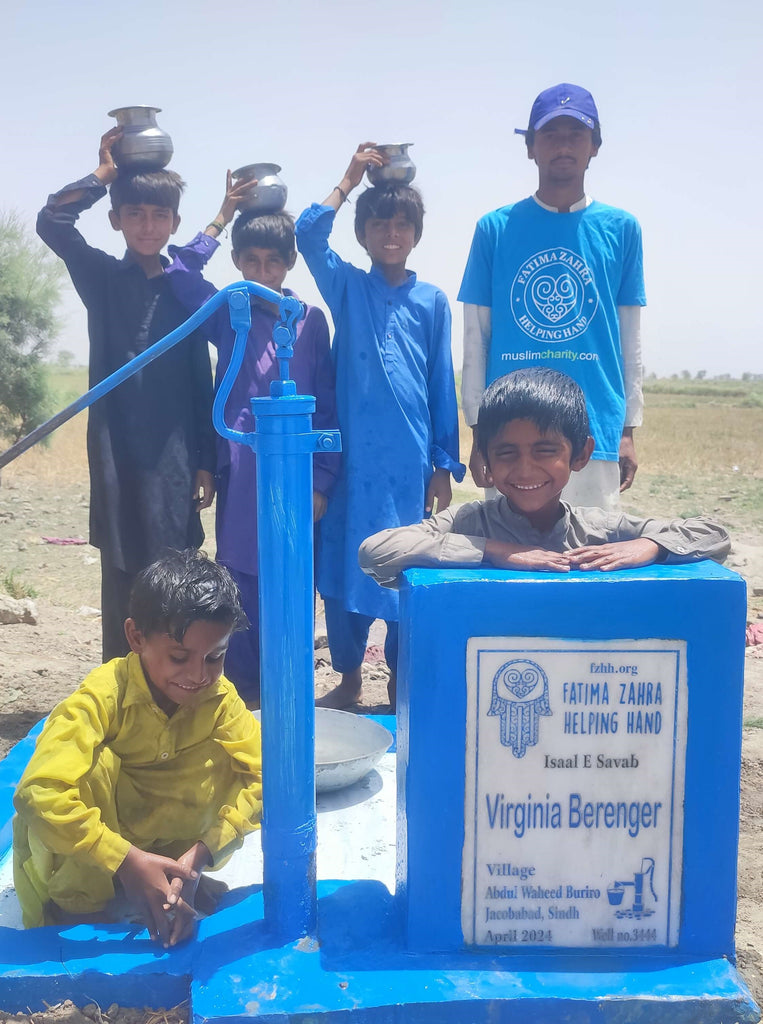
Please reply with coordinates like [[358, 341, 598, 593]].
[[25, 366, 763, 543], [456, 376, 763, 539]]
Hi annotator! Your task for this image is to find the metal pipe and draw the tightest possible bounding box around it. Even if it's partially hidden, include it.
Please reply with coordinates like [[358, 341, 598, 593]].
[[214, 290, 340, 943], [0, 280, 283, 472]]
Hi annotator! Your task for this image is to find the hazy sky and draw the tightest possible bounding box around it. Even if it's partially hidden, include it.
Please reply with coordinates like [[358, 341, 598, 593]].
[[4, 0, 761, 377]]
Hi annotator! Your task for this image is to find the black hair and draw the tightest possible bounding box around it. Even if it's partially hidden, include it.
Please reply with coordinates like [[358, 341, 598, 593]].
[[355, 184, 425, 244], [231, 210, 296, 262], [477, 368, 591, 460], [129, 548, 247, 641], [109, 169, 186, 213], [525, 120, 603, 149]]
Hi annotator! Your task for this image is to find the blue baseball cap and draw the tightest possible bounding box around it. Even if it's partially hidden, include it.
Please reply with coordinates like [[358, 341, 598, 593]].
[[515, 83, 599, 136]]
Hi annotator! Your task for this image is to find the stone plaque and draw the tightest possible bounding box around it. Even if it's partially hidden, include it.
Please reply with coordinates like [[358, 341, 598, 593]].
[[463, 638, 687, 949]]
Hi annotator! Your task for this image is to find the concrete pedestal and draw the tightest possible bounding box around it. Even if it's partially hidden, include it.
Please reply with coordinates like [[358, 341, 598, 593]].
[[0, 564, 759, 1023]]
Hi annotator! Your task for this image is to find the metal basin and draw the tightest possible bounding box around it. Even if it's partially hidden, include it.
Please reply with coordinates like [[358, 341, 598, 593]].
[[254, 707, 393, 792], [314, 708, 393, 791]]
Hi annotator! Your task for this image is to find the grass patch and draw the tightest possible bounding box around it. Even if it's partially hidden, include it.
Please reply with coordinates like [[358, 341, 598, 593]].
[[47, 365, 88, 404], [4, 366, 90, 484], [2, 569, 38, 600], [743, 717, 763, 729], [620, 398, 763, 536]]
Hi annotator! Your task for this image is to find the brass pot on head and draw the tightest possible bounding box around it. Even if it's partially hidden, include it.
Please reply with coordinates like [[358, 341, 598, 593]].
[[107, 105, 173, 170], [367, 143, 416, 185], [232, 163, 288, 214]]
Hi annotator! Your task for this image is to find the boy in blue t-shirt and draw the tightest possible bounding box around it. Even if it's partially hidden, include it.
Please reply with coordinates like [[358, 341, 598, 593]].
[[296, 143, 464, 709], [459, 84, 645, 513]]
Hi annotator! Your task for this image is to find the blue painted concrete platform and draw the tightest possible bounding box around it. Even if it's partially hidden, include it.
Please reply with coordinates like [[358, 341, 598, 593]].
[[191, 879, 759, 1024], [1, 713, 759, 1021]]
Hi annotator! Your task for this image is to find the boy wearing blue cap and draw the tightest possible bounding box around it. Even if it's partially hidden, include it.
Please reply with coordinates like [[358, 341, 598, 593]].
[[459, 84, 645, 512]]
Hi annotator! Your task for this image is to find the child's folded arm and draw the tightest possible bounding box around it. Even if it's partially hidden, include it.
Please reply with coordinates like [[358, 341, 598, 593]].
[[483, 540, 572, 573], [198, 689, 263, 867], [13, 688, 132, 874], [359, 508, 486, 588], [591, 510, 731, 564]]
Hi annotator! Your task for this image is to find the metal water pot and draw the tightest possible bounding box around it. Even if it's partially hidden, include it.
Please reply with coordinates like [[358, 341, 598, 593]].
[[232, 163, 288, 214], [107, 105, 174, 170], [367, 143, 416, 185]]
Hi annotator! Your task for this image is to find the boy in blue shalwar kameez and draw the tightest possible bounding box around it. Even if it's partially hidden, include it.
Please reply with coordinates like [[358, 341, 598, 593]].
[[296, 143, 464, 709]]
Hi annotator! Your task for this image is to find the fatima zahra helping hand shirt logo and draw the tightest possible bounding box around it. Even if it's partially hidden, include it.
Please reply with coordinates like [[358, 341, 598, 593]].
[[510, 247, 599, 342]]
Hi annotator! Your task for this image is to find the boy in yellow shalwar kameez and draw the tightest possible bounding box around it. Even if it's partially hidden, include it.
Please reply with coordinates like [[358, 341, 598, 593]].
[[13, 549, 262, 947]]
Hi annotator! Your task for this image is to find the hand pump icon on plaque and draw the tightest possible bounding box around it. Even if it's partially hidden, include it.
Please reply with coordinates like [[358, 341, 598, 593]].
[[607, 858, 658, 920]]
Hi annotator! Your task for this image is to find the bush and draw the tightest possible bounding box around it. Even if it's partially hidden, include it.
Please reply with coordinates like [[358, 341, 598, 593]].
[[0, 212, 64, 444]]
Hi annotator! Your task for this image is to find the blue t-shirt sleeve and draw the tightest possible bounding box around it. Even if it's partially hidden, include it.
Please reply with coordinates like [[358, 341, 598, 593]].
[[457, 216, 495, 306], [617, 216, 646, 307]]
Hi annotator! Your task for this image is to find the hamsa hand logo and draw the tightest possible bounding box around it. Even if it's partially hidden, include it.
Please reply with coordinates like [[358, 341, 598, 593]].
[[511, 247, 598, 341], [488, 658, 552, 757]]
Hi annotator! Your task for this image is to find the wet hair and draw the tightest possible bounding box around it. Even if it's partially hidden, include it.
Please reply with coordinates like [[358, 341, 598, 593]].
[[525, 120, 603, 149], [477, 368, 591, 460], [109, 169, 186, 213], [129, 549, 247, 641], [231, 210, 296, 263], [355, 184, 425, 244]]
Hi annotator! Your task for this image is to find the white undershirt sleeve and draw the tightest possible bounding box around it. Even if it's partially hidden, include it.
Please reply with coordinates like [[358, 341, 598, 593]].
[[618, 305, 643, 428], [461, 303, 492, 427]]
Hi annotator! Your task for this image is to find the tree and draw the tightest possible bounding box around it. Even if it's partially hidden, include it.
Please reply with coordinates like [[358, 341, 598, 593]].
[[0, 212, 64, 444]]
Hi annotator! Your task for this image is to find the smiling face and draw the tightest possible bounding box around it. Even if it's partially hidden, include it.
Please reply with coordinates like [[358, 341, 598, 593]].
[[485, 418, 593, 530], [527, 116, 599, 187], [125, 617, 232, 713], [357, 213, 417, 271], [109, 202, 180, 257], [232, 245, 295, 294]]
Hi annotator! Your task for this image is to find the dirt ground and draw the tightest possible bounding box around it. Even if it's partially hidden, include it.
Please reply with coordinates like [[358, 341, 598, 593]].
[[0, 452, 762, 1018]]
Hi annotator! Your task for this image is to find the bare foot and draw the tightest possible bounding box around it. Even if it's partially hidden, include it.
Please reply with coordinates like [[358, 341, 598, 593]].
[[195, 874, 229, 917], [316, 667, 362, 709]]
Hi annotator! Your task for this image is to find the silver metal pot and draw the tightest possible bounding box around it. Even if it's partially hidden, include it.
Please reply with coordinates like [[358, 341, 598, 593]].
[[367, 143, 416, 185], [253, 708, 393, 792], [107, 105, 173, 171], [232, 163, 288, 214]]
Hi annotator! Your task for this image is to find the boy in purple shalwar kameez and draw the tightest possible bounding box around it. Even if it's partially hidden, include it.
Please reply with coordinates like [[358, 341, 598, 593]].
[[167, 174, 338, 702], [296, 143, 464, 709]]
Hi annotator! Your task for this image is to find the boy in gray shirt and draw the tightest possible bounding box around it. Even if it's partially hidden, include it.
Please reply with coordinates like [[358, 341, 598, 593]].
[[360, 368, 729, 587]]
